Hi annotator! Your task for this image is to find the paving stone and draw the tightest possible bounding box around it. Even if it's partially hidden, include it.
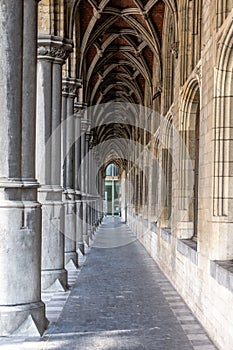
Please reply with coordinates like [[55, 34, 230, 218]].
[[0, 218, 218, 349]]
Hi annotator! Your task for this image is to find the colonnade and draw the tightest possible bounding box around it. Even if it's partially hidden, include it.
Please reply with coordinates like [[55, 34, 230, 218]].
[[0, 1, 103, 336]]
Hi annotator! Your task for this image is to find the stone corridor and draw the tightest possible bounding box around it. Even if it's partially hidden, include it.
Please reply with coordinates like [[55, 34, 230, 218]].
[[0, 218, 216, 350]]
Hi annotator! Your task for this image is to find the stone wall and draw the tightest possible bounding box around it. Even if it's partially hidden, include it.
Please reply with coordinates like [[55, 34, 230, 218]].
[[127, 3, 233, 349]]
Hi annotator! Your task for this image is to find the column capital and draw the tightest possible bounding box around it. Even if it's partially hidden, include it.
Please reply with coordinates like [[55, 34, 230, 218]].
[[37, 34, 73, 64], [62, 77, 82, 98], [85, 131, 93, 143], [74, 102, 87, 119], [81, 119, 91, 133]]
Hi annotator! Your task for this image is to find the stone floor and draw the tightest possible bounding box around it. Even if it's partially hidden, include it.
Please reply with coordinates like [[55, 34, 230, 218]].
[[0, 217, 217, 350]]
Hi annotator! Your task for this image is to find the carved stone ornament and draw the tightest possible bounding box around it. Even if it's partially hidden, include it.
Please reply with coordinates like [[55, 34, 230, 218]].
[[38, 35, 73, 63], [74, 107, 83, 118], [62, 78, 82, 97], [81, 118, 91, 133], [74, 102, 87, 119]]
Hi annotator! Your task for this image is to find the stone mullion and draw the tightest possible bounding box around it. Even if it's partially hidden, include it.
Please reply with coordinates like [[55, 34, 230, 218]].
[[62, 78, 81, 270], [0, 0, 48, 336], [37, 34, 73, 291]]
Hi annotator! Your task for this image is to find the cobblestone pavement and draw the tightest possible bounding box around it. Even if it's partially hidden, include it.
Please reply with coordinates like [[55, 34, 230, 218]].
[[0, 217, 217, 350]]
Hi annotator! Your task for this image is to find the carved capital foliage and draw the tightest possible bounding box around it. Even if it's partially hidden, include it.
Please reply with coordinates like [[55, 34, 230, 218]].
[[38, 35, 73, 64], [81, 119, 91, 133], [62, 78, 82, 97], [74, 102, 87, 119]]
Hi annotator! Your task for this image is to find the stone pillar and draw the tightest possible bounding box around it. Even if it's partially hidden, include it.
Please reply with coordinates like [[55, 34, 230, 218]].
[[95, 155, 103, 225], [37, 34, 73, 291], [92, 150, 97, 228], [99, 172, 104, 223], [91, 145, 96, 227], [85, 132, 93, 241], [74, 103, 85, 254], [62, 78, 81, 270], [121, 169, 127, 222], [0, 0, 48, 336], [94, 151, 101, 227], [81, 119, 91, 246]]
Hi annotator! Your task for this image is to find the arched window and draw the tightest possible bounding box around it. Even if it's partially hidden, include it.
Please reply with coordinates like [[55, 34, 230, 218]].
[[106, 163, 119, 177]]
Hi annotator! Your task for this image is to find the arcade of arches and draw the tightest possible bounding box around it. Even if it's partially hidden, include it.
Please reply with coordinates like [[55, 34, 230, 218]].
[[0, 0, 233, 349]]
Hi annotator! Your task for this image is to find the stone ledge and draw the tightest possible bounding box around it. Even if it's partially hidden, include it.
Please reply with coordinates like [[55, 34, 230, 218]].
[[177, 239, 198, 265], [161, 228, 171, 244], [210, 260, 233, 292]]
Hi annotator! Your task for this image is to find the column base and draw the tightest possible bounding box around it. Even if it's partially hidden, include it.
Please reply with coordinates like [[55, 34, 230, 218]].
[[77, 243, 85, 255], [0, 302, 48, 337], [41, 269, 68, 292], [88, 228, 93, 241], [83, 235, 90, 246], [65, 252, 78, 270]]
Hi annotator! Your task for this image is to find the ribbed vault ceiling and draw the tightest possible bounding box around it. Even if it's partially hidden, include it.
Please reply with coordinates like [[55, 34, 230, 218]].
[[71, 0, 171, 171], [75, 0, 166, 105]]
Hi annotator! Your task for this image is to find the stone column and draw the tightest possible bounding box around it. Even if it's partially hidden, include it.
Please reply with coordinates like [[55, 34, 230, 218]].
[[85, 132, 93, 241], [99, 172, 104, 223], [37, 34, 73, 291], [0, 0, 48, 336], [88, 141, 93, 235], [121, 168, 127, 222], [81, 119, 91, 246], [62, 78, 81, 270], [95, 155, 103, 225], [89, 144, 95, 233], [74, 103, 85, 255], [92, 150, 97, 228]]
